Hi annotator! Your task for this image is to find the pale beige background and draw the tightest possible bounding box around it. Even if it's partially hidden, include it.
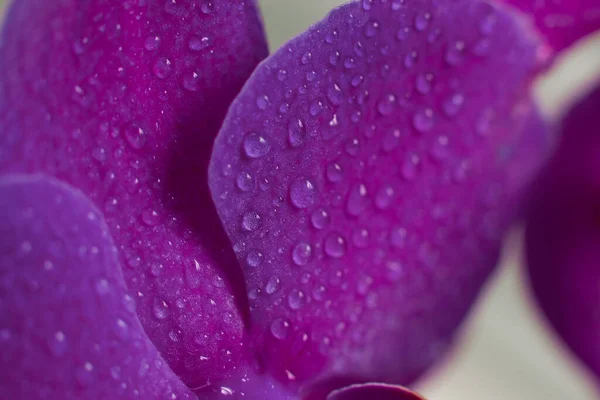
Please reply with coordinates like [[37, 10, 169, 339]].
[[2, 0, 600, 398]]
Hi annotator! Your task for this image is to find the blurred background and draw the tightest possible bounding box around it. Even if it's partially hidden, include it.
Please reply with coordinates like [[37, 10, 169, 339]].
[[2, 0, 600, 398]]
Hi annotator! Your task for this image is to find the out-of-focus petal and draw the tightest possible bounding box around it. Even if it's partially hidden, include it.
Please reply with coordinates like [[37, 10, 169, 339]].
[[0, 0, 267, 387], [0, 175, 195, 400], [326, 383, 425, 400], [525, 83, 600, 378], [500, 0, 600, 51], [209, 0, 547, 392]]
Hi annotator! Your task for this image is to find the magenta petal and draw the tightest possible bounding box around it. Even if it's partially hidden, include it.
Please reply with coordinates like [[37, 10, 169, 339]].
[[500, 0, 600, 51], [0, 175, 194, 399], [0, 0, 267, 386], [525, 84, 600, 378], [210, 0, 547, 390], [326, 383, 425, 400]]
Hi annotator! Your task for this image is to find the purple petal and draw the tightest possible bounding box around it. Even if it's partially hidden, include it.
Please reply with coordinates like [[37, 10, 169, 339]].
[[0, 175, 194, 399], [500, 0, 600, 51], [0, 0, 267, 386], [326, 383, 426, 400], [525, 83, 600, 378], [210, 0, 547, 391]]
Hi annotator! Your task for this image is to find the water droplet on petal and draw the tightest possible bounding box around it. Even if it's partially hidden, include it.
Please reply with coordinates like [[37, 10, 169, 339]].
[[271, 318, 290, 340], [311, 208, 330, 230], [242, 211, 261, 232], [266, 276, 281, 294], [377, 94, 397, 116], [324, 233, 347, 258], [346, 183, 369, 216], [326, 163, 344, 183], [292, 242, 312, 266], [413, 108, 434, 133], [288, 289, 306, 310], [288, 118, 306, 147], [153, 57, 172, 79], [145, 36, 160, 51], [375, 185, 395, 210], [352, 228, 370, 248], [289, 178, 316, 209], [153, 298, 169, 320], [246, 250, 263, 268], [243, 133, 270, 158]]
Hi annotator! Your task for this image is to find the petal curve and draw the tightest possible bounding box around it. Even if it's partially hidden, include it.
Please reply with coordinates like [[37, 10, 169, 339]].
[[525, 83, 600, 379], [0, 175, 194, 400], [0, 0, 267, 387], [210, 0, 547, 392]]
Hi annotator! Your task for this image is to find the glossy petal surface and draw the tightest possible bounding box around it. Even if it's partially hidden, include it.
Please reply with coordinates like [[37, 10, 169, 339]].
[[210, 0, 547, 391], [525, 84, 600, 378], [0, 0, 267, 386], [501, 0, 600, 51], [0, 175, 194, 400], [327, 383, 425, 400]]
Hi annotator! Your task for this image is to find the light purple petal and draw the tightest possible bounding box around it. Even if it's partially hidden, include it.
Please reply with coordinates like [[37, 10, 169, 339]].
[[500, 0, 600, 51], [525, 83, 600, 378], [0, 0, 267, 387], [0, 175, 195, 399], [326, 383, 426, 400], [209, 0, 547, 392]]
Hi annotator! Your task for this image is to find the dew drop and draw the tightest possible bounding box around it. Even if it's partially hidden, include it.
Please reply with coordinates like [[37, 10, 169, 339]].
[[346, 183, 369, 216], [236, 172, 254, 192], [446, 41, 466, 66], [141, 209, 159, 226], [153, 298, 169, 320], [416, 73, 433, 95], [413, 108, 434, 133], [183, 71, 201, 92], [311, 208, 330, 230], [352, 228, 370, 248], [402, 153, 421, 181], [256, 95, 270, 110], [241, 211, 261, 232], [326, 30, 339, 44], [243, 133, 270, 158], [292, 242, 312, 266], [362, 0, 373, 10], [326, 163, 343, 183], [265, 276, 281, 294], [364, 20, 380, 37], [288, 290, 306, 310], [290, 178, 316, 209], [270, 318, 290, 340], [185, 259, 202, 288], [301, 52, 312, 65], [345, 138, 361, 156], [375, 185, 395, 210], [344, 57, 357, 69], [443, 93, 465, 117], [124, 123, 147, 150], [382, 128, 402, 152], [324, 233, 347, 258], [153, 57, 172, 79], [246, 250, 263, 268], [288, 118, 306, 147], [414, 11, 432, 31], [327, 84, 343, 105], [144, 36, 160, 51], [189, 35, 211, 51], [113, 319, 129, 340], [310, 100, 324, 116], [377, 94, 397, 116], [49, 331, 67, 356], [431, 135, 449, 160], [200, 1, 214, 14]]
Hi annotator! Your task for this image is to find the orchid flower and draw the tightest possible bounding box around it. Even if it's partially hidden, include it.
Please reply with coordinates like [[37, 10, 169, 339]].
[[0, 0, 599, 399]]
